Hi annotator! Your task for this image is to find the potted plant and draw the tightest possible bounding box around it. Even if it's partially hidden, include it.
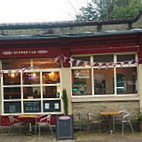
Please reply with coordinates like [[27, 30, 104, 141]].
[[135, 109, 142, 131], [62, 89, 68, 115]]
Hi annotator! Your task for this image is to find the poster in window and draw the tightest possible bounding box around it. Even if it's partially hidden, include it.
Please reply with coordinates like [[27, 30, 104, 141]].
[[45, 103, 50, 109], [54, 103, 59, 109], [9, 105, 16, 113]]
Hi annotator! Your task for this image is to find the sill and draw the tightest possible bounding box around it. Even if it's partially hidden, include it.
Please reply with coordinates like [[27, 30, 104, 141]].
[[72, 94, 139, 102]]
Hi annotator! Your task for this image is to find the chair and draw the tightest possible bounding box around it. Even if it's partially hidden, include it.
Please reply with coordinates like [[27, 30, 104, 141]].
[[75, 111, 83, 130], [35, 114, 53, 136], [8, 115, 21, 134], [87, 112, 102, 132], [119, 110, 134, 135]]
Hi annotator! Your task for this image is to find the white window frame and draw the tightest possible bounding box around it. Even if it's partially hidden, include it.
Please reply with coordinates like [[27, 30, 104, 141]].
[[71, 53, 138, 97], [1, 60, 62, 115]]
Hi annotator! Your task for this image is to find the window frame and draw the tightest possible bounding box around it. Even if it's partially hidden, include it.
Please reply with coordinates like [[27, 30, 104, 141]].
[[71, 53, 138, 97], [1, 59, 62, 115]]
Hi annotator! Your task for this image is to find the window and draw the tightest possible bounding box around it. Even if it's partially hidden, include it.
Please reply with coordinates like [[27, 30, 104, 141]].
[[94, 68, 114, 95], [72, 69, 92, 95], [1, 58, 62, 114], [72, 54, 137, 96], [116, 68, 137, 94]]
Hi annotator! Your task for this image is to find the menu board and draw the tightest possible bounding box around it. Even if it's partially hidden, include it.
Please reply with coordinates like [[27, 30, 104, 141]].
[[56, 115, 74, 140], [24, 101, 41, 113]]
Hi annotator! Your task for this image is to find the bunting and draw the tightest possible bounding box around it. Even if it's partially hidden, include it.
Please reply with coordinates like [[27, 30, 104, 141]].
[[0, 55, 141, 77]]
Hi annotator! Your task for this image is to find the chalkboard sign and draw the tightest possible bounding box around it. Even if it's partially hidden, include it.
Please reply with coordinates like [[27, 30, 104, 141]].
[[56, 115, 74, 140], [4, 101, 21, 113], [24, 101, 41, 113]]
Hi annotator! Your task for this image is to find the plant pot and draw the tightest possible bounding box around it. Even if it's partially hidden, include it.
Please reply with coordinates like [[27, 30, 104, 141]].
[[139, 121, 142, 132]]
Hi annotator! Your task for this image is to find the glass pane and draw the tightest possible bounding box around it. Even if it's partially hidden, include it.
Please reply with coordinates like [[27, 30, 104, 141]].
[[3, 73, 20, 85], [117, 54, 135, 62], [116, 67, 137, 94], [43, 100, 61, 112], [4, 101, 21, 113], [43, 86, 60, 98], [24, 101, 41, 113], [42, 72, 60, 84], [23, 72, 40, 84], [4, 87, 21, 99], [33, 58, 61, 69], [2, 59, 31, 70], [72, 69, 92, 96], [94, 55, 113, 62], [23, 86, 41, 99], [94, 69, 114, 95], [72, 56, 90, 66]]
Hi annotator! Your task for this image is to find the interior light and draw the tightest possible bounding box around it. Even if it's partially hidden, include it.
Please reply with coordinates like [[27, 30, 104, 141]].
[[11, 73, 15, 78], [49, 72, 55, 77], [32, 73, 36, 78], [48, 72, 58, 81]]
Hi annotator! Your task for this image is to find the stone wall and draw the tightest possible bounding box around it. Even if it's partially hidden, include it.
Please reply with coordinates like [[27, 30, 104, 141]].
[[72, 101, 139, 125]]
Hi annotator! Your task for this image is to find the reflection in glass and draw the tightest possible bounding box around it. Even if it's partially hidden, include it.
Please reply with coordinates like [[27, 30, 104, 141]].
[[42, 72, 60, 84], [72, 56, 90, 66], [4, 101, 21, 113], [116, 67, 137, 94], [4, 87, 21, 99], [2, 59, 30, 70], [94, 69, 114, 95], [23, 86, 41, 99], [43, 86, 60, 98], [72, 69, 92, 95], [117, 54, 135, 62], [33, 58, 61, 68], [3, 73, 20, 85], [23, 72, 40, 84], [94, 55, 113, 62]]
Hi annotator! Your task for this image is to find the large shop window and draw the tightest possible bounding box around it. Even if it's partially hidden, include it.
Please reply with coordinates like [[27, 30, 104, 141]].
[[72, 54, 137, 96], [1, 58, 62, 114]]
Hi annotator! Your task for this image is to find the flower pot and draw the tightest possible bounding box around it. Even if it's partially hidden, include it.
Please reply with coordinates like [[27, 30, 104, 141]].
[[139, 121, 142, 132]]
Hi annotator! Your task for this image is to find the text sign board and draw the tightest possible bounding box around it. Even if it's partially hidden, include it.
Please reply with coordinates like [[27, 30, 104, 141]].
[[56, 115, 74, 140]]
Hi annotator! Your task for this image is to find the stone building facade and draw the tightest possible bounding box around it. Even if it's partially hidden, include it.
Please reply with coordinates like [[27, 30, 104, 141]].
[[0, 11, 142, 127]]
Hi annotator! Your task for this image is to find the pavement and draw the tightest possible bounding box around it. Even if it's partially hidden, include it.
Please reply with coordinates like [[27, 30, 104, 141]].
[[0, 129, 142, 142]]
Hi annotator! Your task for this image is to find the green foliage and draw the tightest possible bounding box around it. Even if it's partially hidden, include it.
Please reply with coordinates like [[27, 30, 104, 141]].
[[62, 89, 68, 115], [135, 108, 142, 121], [76, 0, 142, 21], [135, 113, 142, 121], [113, 0, 142, 19]]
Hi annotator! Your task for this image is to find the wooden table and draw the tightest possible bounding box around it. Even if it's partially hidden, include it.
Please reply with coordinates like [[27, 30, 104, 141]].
[[100, 111, 120, 134], [18, 114, 37, 133]]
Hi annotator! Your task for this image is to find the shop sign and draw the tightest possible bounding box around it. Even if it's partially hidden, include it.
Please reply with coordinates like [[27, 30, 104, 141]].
[[1, 49, 48, 56], [74, 69, 90, 79]]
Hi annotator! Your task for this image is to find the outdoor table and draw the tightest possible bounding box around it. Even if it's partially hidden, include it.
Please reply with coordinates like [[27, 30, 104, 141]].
[[100, 111, 120, 134], [18, 114, 37, 133]]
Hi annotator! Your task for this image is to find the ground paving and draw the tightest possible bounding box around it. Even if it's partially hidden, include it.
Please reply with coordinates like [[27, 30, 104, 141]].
[[0, 130, 142, 142]]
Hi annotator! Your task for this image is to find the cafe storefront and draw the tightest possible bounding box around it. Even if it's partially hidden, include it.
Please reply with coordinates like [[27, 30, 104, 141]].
[[0, 29, 142, 125]]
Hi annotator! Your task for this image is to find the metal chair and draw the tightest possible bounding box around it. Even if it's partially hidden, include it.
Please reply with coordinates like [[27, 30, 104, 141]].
[[8, 115, 21, 134], [119, 110, 134, 135], [35, 114, 53, 136], [87, 112, 102, 132], [76, 111, 83, 130]]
